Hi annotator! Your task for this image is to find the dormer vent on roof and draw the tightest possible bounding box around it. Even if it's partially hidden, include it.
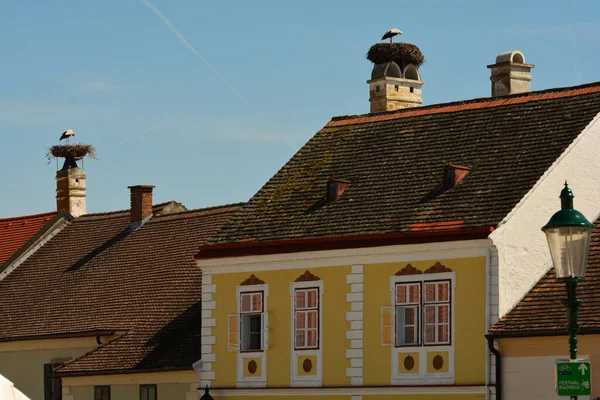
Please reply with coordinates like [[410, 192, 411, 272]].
[[487, 50, 534, 97], [327, 178, 351, 202], [443, 164, 471, 190], [366, 41, 425, 113]]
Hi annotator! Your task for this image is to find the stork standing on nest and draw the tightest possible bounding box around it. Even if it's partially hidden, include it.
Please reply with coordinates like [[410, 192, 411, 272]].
[[59, 129, 76, 144], [382, 28, 403, 43]]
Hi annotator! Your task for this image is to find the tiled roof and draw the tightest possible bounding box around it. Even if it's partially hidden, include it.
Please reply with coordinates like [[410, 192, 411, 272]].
[[0, 211, 61, 267], [207, 82, 600, 247], [490, 219, 600, 337], [0, 203, 241, 374]]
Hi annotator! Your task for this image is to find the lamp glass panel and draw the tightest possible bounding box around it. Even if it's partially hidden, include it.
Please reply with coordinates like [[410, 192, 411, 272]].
[[544, 226, 592, 278]]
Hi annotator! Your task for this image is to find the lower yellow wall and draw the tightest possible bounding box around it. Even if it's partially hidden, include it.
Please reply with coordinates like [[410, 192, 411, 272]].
[[216, 394, 485, 400], [363, 257, 487, 385], [69, 382, 195, 400], [213, 266, 350, 388], [0, 338, 98, 400]]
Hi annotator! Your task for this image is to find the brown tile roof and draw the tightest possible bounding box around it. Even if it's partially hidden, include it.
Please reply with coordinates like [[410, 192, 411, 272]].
[[206, 82, 600, 249], [490, 219, 600, 337], [0, 203, 241, 374], [0, 211, 62, 267]]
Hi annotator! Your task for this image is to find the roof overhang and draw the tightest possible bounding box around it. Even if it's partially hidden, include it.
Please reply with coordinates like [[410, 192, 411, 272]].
[[195, 227, 494, 260]]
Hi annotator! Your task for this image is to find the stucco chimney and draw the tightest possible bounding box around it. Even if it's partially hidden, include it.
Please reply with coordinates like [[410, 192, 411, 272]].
[[488, 51, 534, 97], [128, 185, 154, 223], [56, 166, 86, 218]]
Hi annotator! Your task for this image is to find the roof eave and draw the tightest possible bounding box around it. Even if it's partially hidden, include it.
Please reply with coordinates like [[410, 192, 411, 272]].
[[194, 226, 495, 260]]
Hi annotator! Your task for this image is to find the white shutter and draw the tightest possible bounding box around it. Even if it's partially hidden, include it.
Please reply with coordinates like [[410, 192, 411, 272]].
[[228, 314, 239, 352], [262, 312, 269, 350], [381, 306, 393, 346]]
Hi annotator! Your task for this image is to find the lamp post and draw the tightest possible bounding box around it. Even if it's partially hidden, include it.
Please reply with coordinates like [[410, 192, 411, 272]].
[[542, 183, 594, 400]]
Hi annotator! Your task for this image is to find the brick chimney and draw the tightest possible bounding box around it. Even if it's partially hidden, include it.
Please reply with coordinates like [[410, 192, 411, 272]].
[[488, 51, 534, 97], [128, 185, 155, 223], [56, 164, 86, 217], [366, 42, 425, 113]]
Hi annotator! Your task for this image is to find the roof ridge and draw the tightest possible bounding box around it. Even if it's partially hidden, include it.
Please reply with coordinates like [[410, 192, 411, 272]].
[[78, 201, 185, 218], [151, 202, 245, 220], [329, 81, 600, 126], [0, 211, 58, 222]]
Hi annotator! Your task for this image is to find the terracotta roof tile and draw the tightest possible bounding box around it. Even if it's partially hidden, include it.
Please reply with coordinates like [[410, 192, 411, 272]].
[[207, 82, 600, 247], [491, 219, 600, 336], [0, 211, 60, 266], [0, 203, 242, 373]]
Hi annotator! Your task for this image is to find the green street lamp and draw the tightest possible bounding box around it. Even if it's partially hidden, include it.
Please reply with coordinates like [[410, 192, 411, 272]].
[[542, 183, 594, 368]]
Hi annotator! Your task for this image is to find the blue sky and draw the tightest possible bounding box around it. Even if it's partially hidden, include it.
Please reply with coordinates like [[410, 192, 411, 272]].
[[2, 0, 600, 217]]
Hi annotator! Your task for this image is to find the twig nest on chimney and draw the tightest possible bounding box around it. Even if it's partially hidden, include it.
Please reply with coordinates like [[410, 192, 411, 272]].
[[366, 43, 425, 67], [47, 143, 97, 161]]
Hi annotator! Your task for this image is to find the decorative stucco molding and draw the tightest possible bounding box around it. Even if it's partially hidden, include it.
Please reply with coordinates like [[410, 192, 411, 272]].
[[240, 274, 265, 286], [395, 263, 423, 276], [294, 270, 321, 282], [425, 262, 453, 274]]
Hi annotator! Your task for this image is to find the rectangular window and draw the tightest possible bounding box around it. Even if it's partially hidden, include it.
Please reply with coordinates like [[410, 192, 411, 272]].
[[394, 280, 451, 346], [424, 281, 451, 344], [395, 283, 421, 346], [140, 384, 157, 400], [240, 291, 264, 351], [294, 287, 319, 349], [94, 386, 110, 400]]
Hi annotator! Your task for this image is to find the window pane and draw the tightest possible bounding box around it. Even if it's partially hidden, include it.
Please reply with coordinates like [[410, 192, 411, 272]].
[[439, 305, 449, 323], [307, 329, 318, 347], [438, 282, 449, 301], [425, 283, 436, 302], [296, 330, 305, 348], [425, 305, 436, 324], [404, 326, 416, 344], [241, 294, 251, 312], [425, 325, 436, 343], [404, 307, 415, 325], [307, 311, 318, 328], [396, 285, 406, 304], [249, 314, 262, 333], [307, 290, 318, 308], [438, 324, 449, 343], [295, 291, 306, 309], [251, 294, 263, 312], [296, 311, 305, 329], [409, 284, 420, 303]]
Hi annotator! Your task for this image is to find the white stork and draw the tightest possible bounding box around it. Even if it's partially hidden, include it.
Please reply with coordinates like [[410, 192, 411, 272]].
[[382, 28, 403, 43], [59, 129, 75, 144]]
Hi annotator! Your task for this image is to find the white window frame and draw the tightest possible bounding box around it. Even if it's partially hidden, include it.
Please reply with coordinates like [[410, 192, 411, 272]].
[[389, 272, 455, 385], [423, 280, 451, 345], [290, 280, 323, 387], [236, 284, 269, 388], [293, 287, 320, 350], [239, 291, 264, 352], [394, 282, 421, 346]]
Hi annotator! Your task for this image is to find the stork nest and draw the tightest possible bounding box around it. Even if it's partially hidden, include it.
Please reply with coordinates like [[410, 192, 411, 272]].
[[366, 43, 425, 67], [47, 143, 97, 161]]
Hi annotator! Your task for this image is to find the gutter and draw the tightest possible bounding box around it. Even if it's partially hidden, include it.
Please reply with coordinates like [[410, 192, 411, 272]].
[[486, 335, 502, 400], [195, 226, 494, 260]]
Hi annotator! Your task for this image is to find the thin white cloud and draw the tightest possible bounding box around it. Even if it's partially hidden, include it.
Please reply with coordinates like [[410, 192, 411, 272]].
[[111, 117, 175, 149], [83, 80, 121, 92], [142, 0, 250, 105]]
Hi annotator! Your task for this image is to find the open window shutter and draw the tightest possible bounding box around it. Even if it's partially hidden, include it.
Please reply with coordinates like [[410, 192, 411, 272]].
[[228, 314, 239, 352], [381, 306, 393, 346], [262, 312, 269, 350]]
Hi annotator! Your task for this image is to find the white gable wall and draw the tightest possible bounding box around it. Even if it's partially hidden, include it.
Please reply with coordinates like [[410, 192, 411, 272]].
[[490, 112, 600, 316]]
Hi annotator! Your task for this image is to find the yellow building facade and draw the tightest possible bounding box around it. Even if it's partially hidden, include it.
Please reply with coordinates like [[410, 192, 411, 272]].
[[198, 240, 493, 399]]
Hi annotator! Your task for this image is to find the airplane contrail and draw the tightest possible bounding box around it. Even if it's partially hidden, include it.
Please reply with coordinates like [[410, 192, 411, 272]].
[[111, 117, 174, 149], [142, 0, 250, 105]]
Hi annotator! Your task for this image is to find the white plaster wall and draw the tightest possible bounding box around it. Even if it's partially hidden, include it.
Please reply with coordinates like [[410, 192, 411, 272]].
[[504, 356, 591, 400], [490, 113, 600, 316]]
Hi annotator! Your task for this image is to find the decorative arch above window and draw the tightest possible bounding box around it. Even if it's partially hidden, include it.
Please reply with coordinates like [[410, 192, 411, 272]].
[[424, 262, 453, 274], [395, 264, 423, 276], [294, 270, 321, 282], [240, 274, 265, 286]]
